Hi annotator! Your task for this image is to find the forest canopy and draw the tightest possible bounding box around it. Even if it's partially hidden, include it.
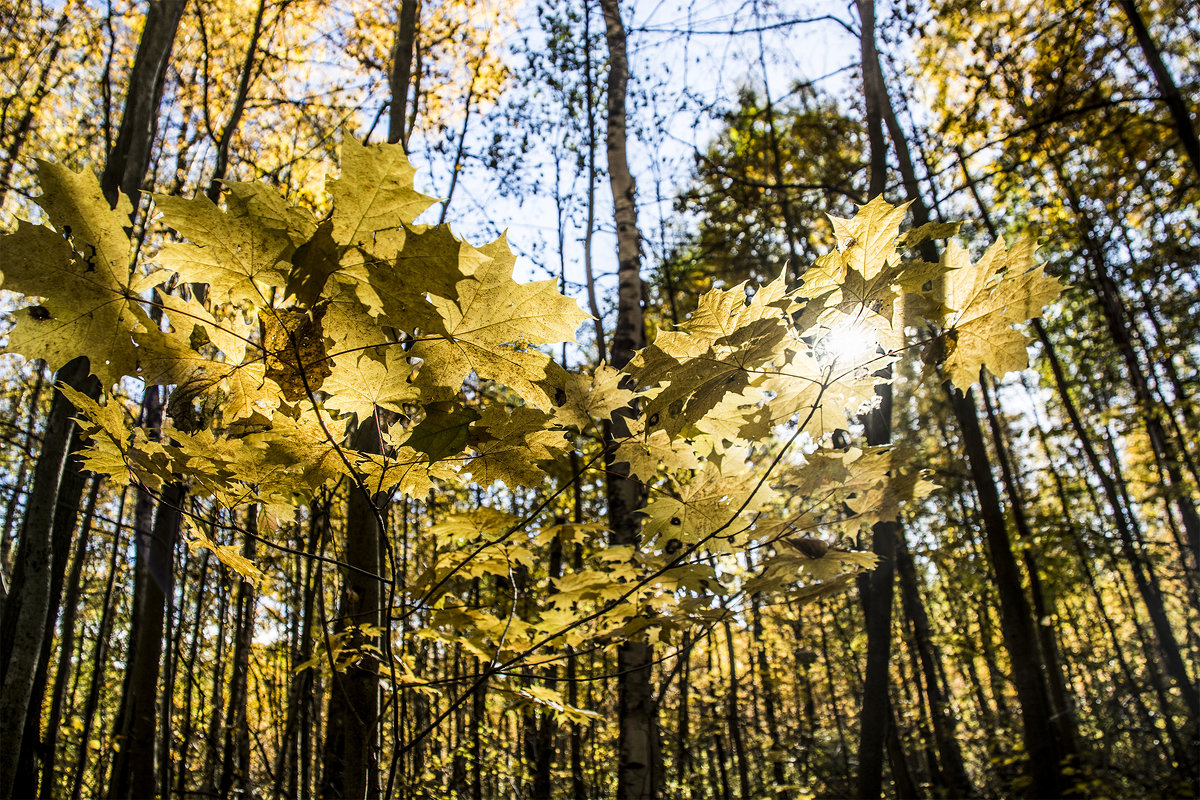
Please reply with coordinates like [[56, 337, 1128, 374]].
[[0, 0, 1196, 799]]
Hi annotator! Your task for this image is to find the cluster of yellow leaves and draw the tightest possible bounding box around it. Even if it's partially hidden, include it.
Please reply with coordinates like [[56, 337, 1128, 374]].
[[0, 142, 1060, 613]]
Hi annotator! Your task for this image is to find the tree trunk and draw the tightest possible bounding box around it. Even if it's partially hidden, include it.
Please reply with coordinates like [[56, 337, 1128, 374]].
[[0, 5, 71, 210], [857, 0, 887, 199], [980, 379, 1081, 758], [206, 0, 268, 200], [68, 487, 129, 800], [721, 620, 752, 799], [894, 532, 973, 796], [217, 508, 259, 798], [598, 1, 658, 797], [1113, 0, 1200, 180], [1049, 155, 1200, 559], [750, 597, 789, 799], [388, 0, 419, 148], [321, 420, 384, 799], [100, 0, 187, 210], [107, 477, 185, 800], [176, 549, 211, 799], [949, 383, 1066, 798], [961, 148, 1200, 730], [37, 478, 102, 799], [0, 358, 94, 798], [0, 368, 45, 581]]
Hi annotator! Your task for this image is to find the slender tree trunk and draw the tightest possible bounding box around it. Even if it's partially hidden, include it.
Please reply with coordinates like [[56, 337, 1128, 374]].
[[217, 508, 259, 798], [894, 532, 973, 796], [107, 477, 185, 800], [858, 0, 887, 199], [437, 76, 476, 225], [206, 0, 268, 200], [274, 502, 325, 799], [176, 549, 211, 799], [37, 478, 101, 799], [750, 597, 790, 799], [68, 487, 128, 800], [0, 358, 95, 798], [9, 414, 97, 799], [158, 533, 187, 800], [1113, 0, 1200, 180], [0, 368, 44, 580], [388, 0, 419, 148], [581, 3, 607, 364], [0, 4, 71, 209], [885, 698, 920, 799], [321, 420, 383, 799], [721, 620, 751, 799], [960, 148, 1200, 730], [100, 0, 187, 210], [568, 457, 588, 800], [949, 383, 1066, 798], [980, 379, 1081, 758], [598, 1, 658, 797]]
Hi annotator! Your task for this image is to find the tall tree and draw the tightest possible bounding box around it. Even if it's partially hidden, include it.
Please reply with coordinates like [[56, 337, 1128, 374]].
[[598, 1, 658, 797]]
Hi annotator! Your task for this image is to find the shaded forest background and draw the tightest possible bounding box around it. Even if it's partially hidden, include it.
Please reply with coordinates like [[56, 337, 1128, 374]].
[[0, 0, 1197, 798]]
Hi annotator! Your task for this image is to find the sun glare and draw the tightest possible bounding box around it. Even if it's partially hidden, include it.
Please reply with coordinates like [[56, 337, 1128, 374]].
[[817, 319, 879, 370]]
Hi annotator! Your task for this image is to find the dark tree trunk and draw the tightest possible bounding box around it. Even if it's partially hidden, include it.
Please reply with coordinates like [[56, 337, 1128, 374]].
[[0, 368, 45, 579], [1114, 0, 1200, 180], [949, 383, 1066, 798], [68, 488, 129, 800], [176, 550, 211, 799], [37, 478, 102, 799], [206, 0, 268, 200], [722, 620, 752, 799], [321, 420, 384, 799], [107, 478, 185, 800], [598, 1, 658, 797], [894, 532, 973, 796], [9, 415, 96, 799], [750, 597, 789, 799], [857, 0, 888, 198], [0, 359, 96, 798], [217, 509, 258, 798], [388, 0, 419, 148], [980, 379, 1081, 758], [100, 0, 187, 209]]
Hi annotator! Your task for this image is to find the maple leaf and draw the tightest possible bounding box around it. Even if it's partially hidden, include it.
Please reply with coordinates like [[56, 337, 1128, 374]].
[[755, 348, 883, 441], [641, 451, 777, 545], [427, 234, 588, 346], [551, 365, 636, 429], [429, 508, 521, 544], [58, 385, 178, 490], [615, 429, 701, 481], [184, 518, 264, 586], [412, 234, 587, 408], [0, 164, 164, 387], [322, 348, 419, 420], [260, 305, 333, 402], [154, 185, 306, 303], [329, 135, 437, 248], [246, 408, 354, 492], [355, 446, 457, 499], [466, 405, 567, 486], [399, 402, 481, 461], [799, 198, 907, 298], [342, 225, 483, 335], [938, 238, 1061, 388]]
